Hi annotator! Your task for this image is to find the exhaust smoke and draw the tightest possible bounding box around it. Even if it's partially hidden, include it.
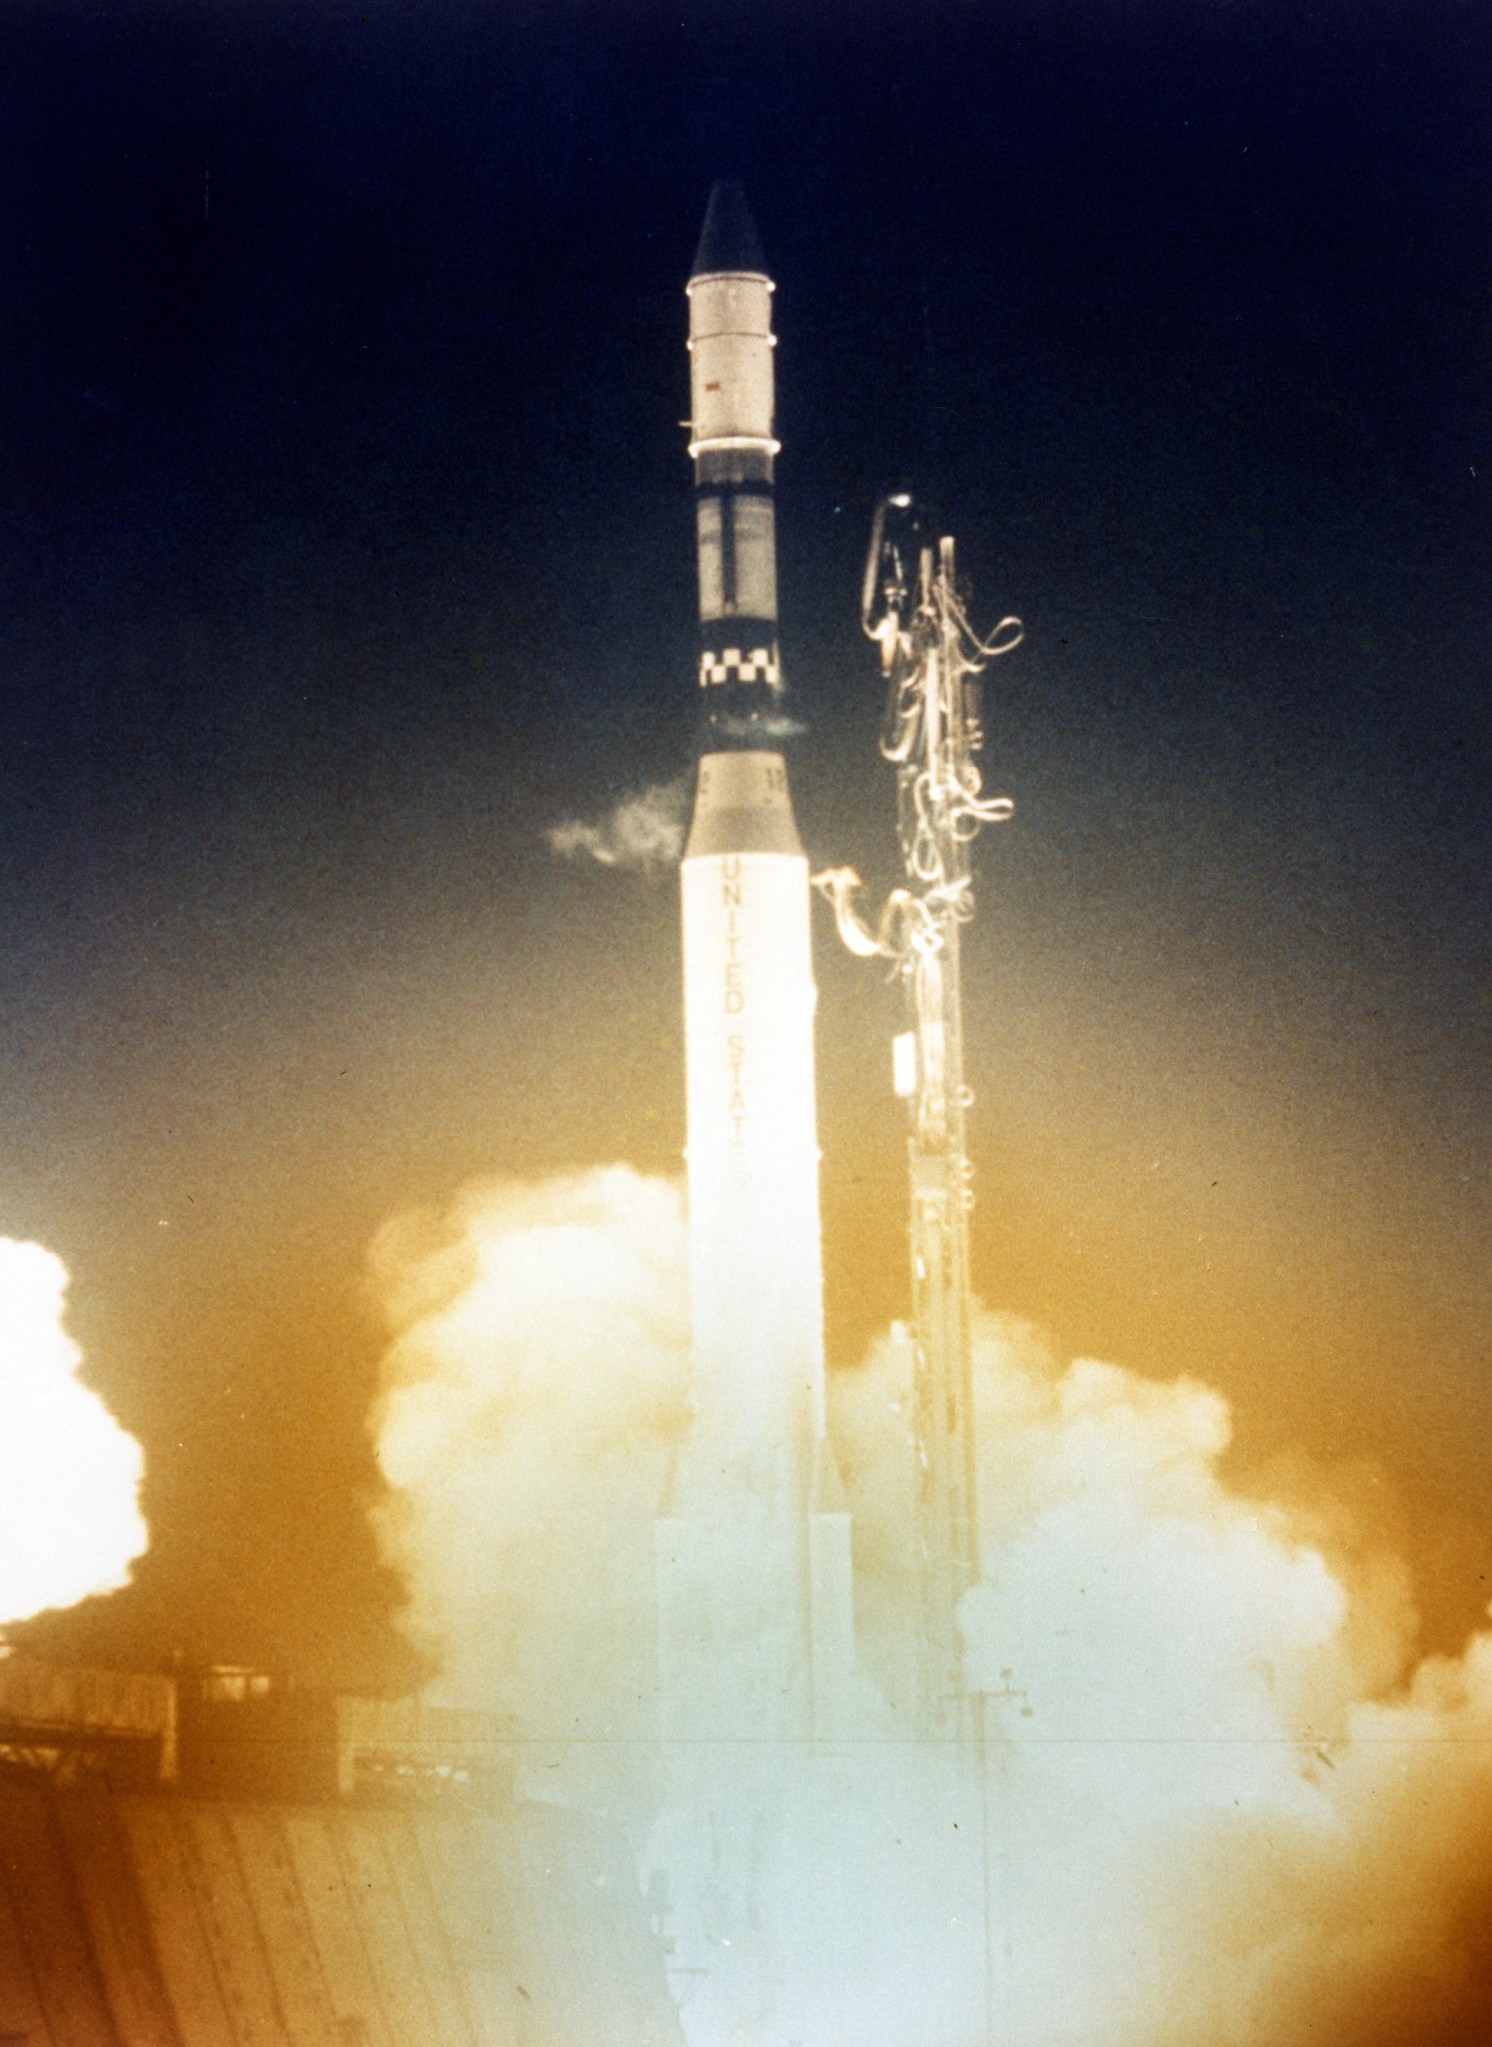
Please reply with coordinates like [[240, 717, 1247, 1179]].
[[369, 1169, 1492, 2045], [0, 1238, 148, 1630]]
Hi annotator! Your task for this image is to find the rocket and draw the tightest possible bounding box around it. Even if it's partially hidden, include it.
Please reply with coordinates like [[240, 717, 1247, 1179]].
[[682, 182, 818, 1474], [686, 181, 784, 738], [657, 185, 853, 1749]]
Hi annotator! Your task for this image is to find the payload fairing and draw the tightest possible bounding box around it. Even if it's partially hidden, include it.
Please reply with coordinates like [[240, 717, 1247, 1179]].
[[656, 186, 854, 1751]]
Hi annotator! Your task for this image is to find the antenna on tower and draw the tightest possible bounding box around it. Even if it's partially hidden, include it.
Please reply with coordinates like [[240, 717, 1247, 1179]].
[[815, 495, 1021, 1735]]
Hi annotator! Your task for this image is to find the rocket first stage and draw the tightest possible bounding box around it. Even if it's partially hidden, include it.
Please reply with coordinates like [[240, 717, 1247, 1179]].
[[656, 185, 854, 1751]]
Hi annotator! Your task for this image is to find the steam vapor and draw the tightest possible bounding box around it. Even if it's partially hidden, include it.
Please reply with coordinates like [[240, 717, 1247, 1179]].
[[546, 781, 688, 873], [369, 1168, 690, 1808], [370, 1167, 1492, 2046], [0, 1238, 148, 1629]]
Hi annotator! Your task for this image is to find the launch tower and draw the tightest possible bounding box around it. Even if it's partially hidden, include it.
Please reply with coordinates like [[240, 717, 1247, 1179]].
[[818, 499, 1021, 1734]]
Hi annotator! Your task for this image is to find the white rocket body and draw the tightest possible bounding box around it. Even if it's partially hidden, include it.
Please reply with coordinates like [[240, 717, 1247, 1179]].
[[656, 188, 853, 1752], [682, 756, 823, 1482]]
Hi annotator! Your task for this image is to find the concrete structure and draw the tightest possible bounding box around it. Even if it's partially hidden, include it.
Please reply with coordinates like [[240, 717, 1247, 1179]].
[[0, 1774, 682, 2047], [0, 1659, 683, 2047]]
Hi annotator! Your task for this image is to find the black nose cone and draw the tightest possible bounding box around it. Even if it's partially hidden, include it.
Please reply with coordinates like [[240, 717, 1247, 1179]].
[[692, 182, 768, 279]]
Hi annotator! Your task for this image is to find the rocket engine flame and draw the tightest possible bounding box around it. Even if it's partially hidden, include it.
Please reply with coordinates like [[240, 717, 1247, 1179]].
[[0, 1238, 148, 1629], [369, 1173, 1492, 2046]]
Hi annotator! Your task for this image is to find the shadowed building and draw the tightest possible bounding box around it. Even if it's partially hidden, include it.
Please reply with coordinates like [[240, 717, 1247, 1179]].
[[0, 1656, 683, 2047]]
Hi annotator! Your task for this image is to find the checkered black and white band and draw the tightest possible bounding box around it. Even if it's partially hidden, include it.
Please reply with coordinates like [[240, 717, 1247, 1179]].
[[698, 646, 780, 687]]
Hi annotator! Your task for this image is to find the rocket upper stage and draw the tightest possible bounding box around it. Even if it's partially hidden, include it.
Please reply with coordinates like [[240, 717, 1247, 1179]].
[[687, 183, 786, 748]]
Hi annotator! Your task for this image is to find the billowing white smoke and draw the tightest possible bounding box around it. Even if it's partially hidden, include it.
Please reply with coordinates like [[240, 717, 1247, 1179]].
[[546, 780, 687, 873], [842, 1320, 1492, 2046], [370, 1168, 690, 1808], [0, 1238, 148, 1627], [370, 1168, 1492, 2046]]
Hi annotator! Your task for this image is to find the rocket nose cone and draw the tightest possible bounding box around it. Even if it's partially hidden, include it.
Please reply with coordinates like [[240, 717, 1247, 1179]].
[[692, 181, 768, 278]]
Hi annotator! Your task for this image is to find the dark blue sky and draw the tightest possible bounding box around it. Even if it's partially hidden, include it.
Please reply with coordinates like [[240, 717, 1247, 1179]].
[[3, 0, 1487, 1683]]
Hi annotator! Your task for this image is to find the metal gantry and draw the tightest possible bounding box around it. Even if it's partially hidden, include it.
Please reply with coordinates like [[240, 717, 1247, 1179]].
[[816, 496, 1021, 1734]]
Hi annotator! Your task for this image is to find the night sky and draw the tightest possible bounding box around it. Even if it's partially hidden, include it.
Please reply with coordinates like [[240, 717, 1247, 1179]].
[[5, 0, 1487, 1689]]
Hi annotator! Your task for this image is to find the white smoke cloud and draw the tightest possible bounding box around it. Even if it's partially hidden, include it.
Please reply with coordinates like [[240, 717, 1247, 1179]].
[[369, 1170, 1492, 2046], [0, 1238, 148, 1627], [546, 780, 687, 873], [842, 1317, 1492, 2047], [369, 1167, 690, 1807]]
